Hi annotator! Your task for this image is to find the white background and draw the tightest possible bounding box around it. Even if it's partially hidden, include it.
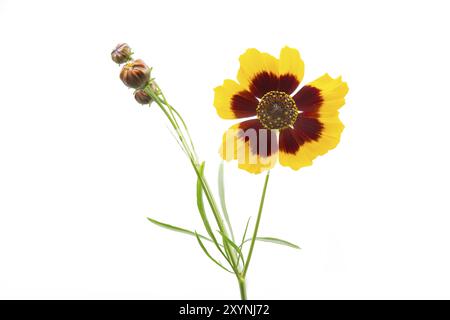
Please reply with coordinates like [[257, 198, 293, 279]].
[[1, 0, 449, 299]]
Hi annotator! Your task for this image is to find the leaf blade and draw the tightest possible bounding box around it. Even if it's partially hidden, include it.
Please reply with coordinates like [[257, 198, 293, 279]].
[[240, 217, 252, 249], [146, 217, 212, 243], [218, 162, 235, 241], [195, 232, 233, 273], [243, 236, 301, 249], [196, 163, 233, 269], [218, 230, 245, 267], [197, 163, 227, 251]]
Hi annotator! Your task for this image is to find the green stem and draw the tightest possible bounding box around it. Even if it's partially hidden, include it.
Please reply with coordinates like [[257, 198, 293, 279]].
[[193, 160, 239, 271], [197, 166, 239, 270], [145, 84, 276, 300], [243, 170, 270, 277], [147, 87, 239, 271], [238, 277, 247, 300], [160, 93, 199, 162]]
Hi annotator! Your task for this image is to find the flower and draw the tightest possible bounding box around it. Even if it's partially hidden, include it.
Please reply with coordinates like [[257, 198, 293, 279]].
[[120, 59, 151, 89], [111, 43, 132, 64], [134, 88, 153, 105], [214, 47, 349, 174]]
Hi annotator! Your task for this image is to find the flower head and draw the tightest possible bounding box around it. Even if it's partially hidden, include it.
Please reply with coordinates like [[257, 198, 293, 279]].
[[120, 59, 151, 89], [134, 88, 153, 105], [111, 43, 132, 64], [214, 47, 348, 174]]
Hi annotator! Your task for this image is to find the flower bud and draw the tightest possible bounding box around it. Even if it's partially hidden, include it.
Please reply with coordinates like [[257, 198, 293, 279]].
[[111, 43, 132, 64], [134, 89, 153, 105], [119, 59, 151, 89]]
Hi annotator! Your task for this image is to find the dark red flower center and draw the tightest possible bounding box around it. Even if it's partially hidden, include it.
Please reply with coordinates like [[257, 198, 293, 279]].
[[256, 91, 298, 129]]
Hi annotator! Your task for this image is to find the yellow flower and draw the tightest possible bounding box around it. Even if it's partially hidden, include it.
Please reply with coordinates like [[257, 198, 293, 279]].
[[214, 47, 349, 174]]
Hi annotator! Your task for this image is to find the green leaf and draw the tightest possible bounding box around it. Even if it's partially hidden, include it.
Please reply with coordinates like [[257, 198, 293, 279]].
[[146, 217, 212, 243], [194, 232, 233, 273], [197, 163, 223, 248], [218, 162, 235, 241], [218, 230, 245, 267], [196, 163, 233, 269], [243, 236, 301, 249], [240, 217, 252, 249]]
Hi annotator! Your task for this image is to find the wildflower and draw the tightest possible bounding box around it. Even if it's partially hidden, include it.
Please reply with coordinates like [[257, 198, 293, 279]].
[[214, 47, 348, 173]]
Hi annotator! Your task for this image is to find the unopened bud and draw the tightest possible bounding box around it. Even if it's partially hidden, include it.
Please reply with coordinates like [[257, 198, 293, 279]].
[[134, 89, 153, 105], [119, 59, 151, 89], [111, 43, 132, 64]]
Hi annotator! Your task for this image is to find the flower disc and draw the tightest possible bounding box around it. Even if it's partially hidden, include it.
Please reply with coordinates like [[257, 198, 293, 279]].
[[256, 91, 298, 130]]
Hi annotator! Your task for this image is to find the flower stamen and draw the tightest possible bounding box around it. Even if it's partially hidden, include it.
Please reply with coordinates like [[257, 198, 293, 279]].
[[256, 91, 298, 130]]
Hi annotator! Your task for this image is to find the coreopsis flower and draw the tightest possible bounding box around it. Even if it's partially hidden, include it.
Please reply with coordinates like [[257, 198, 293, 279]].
[[111, 43, 132, 64], [120, 59, 151, 89], [214, 47, 349, 174]]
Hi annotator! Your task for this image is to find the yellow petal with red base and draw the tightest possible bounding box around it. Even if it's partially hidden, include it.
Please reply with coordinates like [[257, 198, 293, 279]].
[[213, 80, 258, 119], [279, 74, 348, 170], [220, 119, 278, 174], [237, 49, 279, 98], [278, 47, 305, 94], [294, 73, 349, 116]]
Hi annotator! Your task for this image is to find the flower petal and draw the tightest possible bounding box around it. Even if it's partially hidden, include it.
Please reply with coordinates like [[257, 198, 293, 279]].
[[278, 46, 304, 94], [293, 73, 348, 116], [279, 112, 344, 170], [214, 80, 258, 119], [237, 49, 279, 99], [280, 74, 348, 170], [220, 119, 278, 174], [279, 128, 308, 169]]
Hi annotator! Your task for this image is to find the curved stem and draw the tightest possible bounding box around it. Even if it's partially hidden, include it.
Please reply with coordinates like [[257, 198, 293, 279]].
[[243, 171, 270, 277], [147, 87, 239, 271], [144, 84, 274, 299]]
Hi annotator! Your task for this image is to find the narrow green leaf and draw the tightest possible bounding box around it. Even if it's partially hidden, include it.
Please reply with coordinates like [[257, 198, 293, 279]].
[[218, 230, 245, 267], [195, 232, 233, 273], [218, 162, 235, 241], [243, 236, 301, 249], [196, 163, 232, 269], [197, 163, 223, 248], [240, 217, 252, 249], [146, 217, 212, 243]]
